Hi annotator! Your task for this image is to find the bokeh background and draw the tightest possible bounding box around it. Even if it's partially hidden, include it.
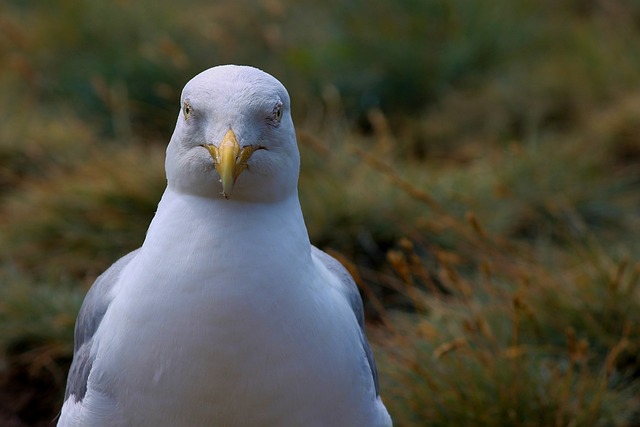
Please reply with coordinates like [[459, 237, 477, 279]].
[[1, 0, 640, 425]]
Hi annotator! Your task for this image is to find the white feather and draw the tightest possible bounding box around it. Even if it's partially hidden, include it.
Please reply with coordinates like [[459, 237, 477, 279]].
[[58, 65, 392, 427]]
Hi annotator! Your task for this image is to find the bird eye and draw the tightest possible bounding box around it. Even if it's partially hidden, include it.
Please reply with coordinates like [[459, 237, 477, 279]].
[[183, 101, 192, 120], [268, 102, 283, 127]]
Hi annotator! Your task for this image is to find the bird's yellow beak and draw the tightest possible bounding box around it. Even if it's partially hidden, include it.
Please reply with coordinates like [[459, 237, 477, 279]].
[[202, 129, 261, 199]]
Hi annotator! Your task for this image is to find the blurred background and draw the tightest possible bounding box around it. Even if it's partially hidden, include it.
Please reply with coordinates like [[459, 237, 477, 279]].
[[1, 0, 639, 425]]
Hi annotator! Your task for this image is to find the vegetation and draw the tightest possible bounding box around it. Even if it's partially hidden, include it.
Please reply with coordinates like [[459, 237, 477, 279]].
[[1, 0, 639, 425]]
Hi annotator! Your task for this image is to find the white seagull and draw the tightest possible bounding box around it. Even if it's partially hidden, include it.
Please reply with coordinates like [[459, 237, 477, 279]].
[[58, 65, 392, 426]]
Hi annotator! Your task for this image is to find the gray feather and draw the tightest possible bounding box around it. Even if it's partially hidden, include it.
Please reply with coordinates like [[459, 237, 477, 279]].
[[64, 249, 139, 402], [311, 246, 380, 396]]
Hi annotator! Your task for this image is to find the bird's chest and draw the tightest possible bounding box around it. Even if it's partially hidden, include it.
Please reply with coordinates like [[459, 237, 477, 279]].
[[90, 259, 356, 426]]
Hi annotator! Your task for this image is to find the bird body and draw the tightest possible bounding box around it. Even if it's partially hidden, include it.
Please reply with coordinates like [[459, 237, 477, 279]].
[[58, 65, 392, 426]]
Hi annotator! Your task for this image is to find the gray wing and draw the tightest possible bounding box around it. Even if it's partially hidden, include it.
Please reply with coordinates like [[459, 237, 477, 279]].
[[64, 249, 140, 402], [311, 246, 380, 396]]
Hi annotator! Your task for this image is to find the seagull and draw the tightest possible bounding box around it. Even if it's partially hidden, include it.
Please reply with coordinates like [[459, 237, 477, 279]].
[[58, 65, 392, 426]]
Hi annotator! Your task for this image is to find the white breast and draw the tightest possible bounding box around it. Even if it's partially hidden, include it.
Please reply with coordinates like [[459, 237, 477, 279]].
[[69, 191, 389, 426]]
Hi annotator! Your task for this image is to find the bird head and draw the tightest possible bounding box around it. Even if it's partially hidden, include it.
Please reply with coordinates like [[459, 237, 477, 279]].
[[165, 65, 300, 203]]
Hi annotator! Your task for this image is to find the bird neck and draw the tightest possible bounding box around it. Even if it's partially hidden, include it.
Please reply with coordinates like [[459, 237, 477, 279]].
[[139, 188, 313, 276]]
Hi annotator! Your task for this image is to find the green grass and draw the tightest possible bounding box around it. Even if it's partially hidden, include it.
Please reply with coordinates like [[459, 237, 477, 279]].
[[1, 0, 639, 425], [368, 161, 639, 425]]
